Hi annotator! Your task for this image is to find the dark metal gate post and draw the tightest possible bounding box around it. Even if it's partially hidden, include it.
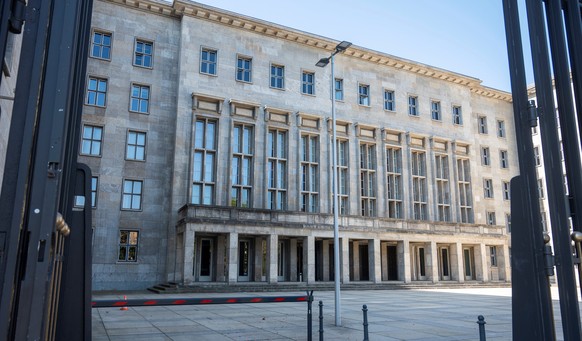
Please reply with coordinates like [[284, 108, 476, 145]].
[[477, 315, 486, 341], [307, 290, 313, 341], [318, 301, 323, 341], [362, 305, 369, 341]]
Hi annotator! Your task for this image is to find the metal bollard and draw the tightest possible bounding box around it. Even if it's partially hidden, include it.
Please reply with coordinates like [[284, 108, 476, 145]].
[[319, 301, 324, 341], [307, 290, 314, 341], [362, 304, 369, 341], [477, 315, 486, 341]]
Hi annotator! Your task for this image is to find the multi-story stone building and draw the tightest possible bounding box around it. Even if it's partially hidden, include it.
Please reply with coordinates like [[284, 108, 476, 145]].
[[81, 0, 517, 290]]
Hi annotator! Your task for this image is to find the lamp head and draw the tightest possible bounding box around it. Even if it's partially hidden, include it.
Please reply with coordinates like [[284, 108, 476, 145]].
[[335, 41, 352, 53], [316, 57, 330, 67]]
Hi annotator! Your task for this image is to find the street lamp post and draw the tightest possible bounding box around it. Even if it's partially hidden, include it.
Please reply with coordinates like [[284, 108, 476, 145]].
[[316, 40, 351, 327]]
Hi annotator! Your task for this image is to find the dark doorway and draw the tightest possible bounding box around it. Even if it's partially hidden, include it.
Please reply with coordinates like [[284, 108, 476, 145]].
[[359, 244, 370, 281], [387, 245, 398, 280]]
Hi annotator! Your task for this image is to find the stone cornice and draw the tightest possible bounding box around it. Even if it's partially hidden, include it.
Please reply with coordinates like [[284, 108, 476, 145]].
[[105, 0, 513, 102]]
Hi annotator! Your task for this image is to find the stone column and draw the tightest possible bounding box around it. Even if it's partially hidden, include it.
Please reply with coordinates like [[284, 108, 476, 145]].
[[352, 241, 360, 281], [341, 237, 350, 283], [400, 240, 411, 283], [268, 234, 278, 284], [254, 236, 264, 282], [455, 242, 465, 283], [322, 240, 330, 281], [305, 236, 315, 283], [475, 244, 488, 282], [290, 239, 298, 281], [500, 244, 511, 282], [216, 234, 226, 282], [228, 232, 238, 284], [449, 242, 460, 282], [183, 226, 195, 284], [381, 243, 388, 281], [428, 241, 439, 283], [370, 239, 381, 283]]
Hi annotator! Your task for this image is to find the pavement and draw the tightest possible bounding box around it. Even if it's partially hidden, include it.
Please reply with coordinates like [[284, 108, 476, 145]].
[[92, 287, 578, 340]]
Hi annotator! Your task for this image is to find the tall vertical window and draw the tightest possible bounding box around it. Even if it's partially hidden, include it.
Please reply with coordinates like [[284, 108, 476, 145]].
[[384, 90, 395, 111], [130, 84, 150, 113], [431, 100, 441, 120], [335, 78, 343, 101], [91, 176, 98, 208], [270, 64, 285, 89], [118, 230, 139, 262], [497, 120, 506, 137], [358, 84, 370, 106], [490, 246, 497, 266], [500, 150, 509, 168], [200, 48, 217, 75], [192, 119, 217, 205], [122, 179, 143, 210], [337, 139, 349, 215], [506, 214, 512, 233], [386, 147, 402, 218], [486, 211, 496, 225], [134, 39, 153, 68], [231, 124, 253, 208], [81, 125, 103, 156], [268, 129, 287, 210], [537, 179, 545, 198], [86, 77, 107, 107], [478, 116, 488, 134], [301, 135, 319, 212], [411, 150, 427, 220], [408, 96, 418, 116], [360, 143, 376, 216], [302, 71, 315, 95], [457, 158, 473, 223], [126, 130, 146, 161], [484, 178, 494, 198], [453, 105, 463, 125], [91, 31, 111, 60], [534, 146, 541, 166], [502, 181, 510, 200], [236, 56, 252, 82], [541, 211, 547, 231], [435, 154, 451, 222], [481, 147, 490, 166]]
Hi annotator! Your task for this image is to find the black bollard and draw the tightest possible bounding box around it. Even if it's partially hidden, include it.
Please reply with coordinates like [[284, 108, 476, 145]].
[[362, 304, 369, 341], [477, 315, 486, 341], [307, 290, 313, 341], [319, 301, 324, 341]]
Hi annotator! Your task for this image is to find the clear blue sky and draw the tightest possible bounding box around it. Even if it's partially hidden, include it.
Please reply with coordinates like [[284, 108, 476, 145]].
[[204, 0, 533, 92]]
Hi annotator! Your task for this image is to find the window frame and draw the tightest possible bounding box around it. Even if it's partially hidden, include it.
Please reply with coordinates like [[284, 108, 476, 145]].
[[80, 124, 104, 157], [358, 83, 370, 106], [335, 78, 344, 101], [500, 150, 509, 169], [85, 76, 108, 107], [200, 47, 218, 76], [236, 55, 252, 83], [486, 211, 497, 226], [452, 105, 463, 125], [126, 130, 147, 161], [133, 38, 154, 69], [502, 181, 510, 200], [359, 142, 377, 217], [478, 116, 488, 134], [481, 146, 490, 166], [192, 118, 218, 205], [384, 89, 395, 111], [90, 29, 112, 61], [497, 119, 506, 138], [118, 230, 139, 263], [231, 123, 254, 208], [386, 146, 402, 219], [270, 63, 285, 90], [484, 178, 494, 198], [300, 134, 319, 212], [408, 95, 419, 116], [431, 100, 441, 121], [129, 83, 150, 114], [121, 179, 143, 211], [301, 70, 315, 95], [267, 128, 288, 210]]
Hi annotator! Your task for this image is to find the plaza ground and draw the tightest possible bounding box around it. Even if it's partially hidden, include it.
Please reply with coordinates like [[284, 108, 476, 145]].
[[92, 287, 577, 340]]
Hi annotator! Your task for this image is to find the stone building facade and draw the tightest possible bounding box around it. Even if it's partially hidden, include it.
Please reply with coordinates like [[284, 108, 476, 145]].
[[82, 0, 517, 290]]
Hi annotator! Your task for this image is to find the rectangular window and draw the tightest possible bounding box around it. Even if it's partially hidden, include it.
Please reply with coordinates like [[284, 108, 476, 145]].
[[126, 130, 146, 161], [118, 230, 139, 262], [497, 120, 506, 137], [91, 31, 111, 60], [86, 77, 107, 107], [435, 154, 451, 222], [134, 39, 153, 68], [481, 147, 490, 166], [192, 118, 217, 205], [236, 56, 252, 82], [503, 181, 510, 200], [301, 135, 319, 212], [122, 179, 143, 210], [537, 179, 544, 199], [384, 90, 395, 111], [130, 84, 150, 113], [408, 96, 418, 116], [534, 146, 541, 166], [358, 84, 370, 106], [506, 214, 511, 233], [457, 158, 473, 223], [360, 143, 376, 217], [335, 78, 343, 101], [386, 147, 402, 218], [270, 64, 285, 89], [302, 71, 315, 95], [337, 139, 349, 215], [91, 176, 98, 208], [500, 150, 509, 168], [431, 100, 441, 120], [486, 211, 496, 225], [478, 116, 488, 134], [267, 129, 287, 210], [453, 105, 463, 125], [411, 150, 427, 220], [541, 211, 547, 231], [484, 178, 493, 198], [231, 124, 253, 208], [490, 246, 497, 266], [81, 125, 103, 156], [200, 48, 217, 75]]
